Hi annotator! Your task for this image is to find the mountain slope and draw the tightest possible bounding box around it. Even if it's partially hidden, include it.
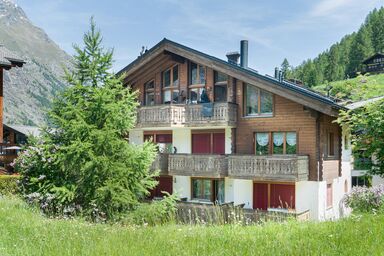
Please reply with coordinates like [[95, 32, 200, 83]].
[[0, 0, 72, 125]]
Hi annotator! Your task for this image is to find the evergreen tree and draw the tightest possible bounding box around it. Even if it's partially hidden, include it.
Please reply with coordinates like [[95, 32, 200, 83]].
[[348, 25, 374, 75], [15, 19, 158, 221], [281, 58, 291, 78]]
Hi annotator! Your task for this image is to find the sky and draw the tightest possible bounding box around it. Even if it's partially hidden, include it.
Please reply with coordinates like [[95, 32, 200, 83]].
[[15, 0, 384, 76]]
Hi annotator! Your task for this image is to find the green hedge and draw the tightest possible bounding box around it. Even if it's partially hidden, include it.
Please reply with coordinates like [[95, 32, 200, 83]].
[[0, 175, 20, 195]]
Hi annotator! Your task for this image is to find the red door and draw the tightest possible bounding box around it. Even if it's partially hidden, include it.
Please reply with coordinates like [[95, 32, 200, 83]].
[[192, 134, 211, 154], [150, 176, 173, 198], [270, 184, 295, 209], [253, 183, 268, 210], [213, 133, 225, 154]]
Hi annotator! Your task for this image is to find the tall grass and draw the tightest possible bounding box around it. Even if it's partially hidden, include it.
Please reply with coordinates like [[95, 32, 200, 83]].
[[1, 196, 384, 255]]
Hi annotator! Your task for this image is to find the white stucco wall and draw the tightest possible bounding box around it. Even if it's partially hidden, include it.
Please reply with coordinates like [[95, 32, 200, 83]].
[[129, 129, 143, 145], [173, 175, 191, 199], [224, 178, 234, 203], [225, 128, 232, 154], [172, 128, 191, 154], [232, 179, 253, 209], [296, 181, 321, 220]]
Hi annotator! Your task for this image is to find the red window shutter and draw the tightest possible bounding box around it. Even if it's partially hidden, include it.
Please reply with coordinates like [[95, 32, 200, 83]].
[[213, 133, 225, 154], [270, 184, 295, 209], [253, 183, 268, 210], [192, 134, 211, 154]]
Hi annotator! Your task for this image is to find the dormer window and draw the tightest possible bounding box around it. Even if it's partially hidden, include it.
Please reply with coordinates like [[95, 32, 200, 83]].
[[144, 80, 155, 106], [244, 83, 273, 117], [162, 65, 179, 104]]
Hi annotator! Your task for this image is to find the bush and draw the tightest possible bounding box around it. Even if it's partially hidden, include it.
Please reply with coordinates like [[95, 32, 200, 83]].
[[343, 184, 384, 213], [0, 175, 20, 195], [124, 193, 177, 226]]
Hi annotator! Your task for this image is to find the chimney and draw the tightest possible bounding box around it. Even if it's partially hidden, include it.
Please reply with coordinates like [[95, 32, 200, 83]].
[[274, 67, 279, 79], [226, 51, 240, 65], [240, 40, 248, 68]]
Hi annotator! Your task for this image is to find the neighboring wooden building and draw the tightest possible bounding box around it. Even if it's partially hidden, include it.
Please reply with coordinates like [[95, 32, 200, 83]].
[[118, 39, 351, 220], [0, 45, 25, 170], [362, 53, 384, 74]]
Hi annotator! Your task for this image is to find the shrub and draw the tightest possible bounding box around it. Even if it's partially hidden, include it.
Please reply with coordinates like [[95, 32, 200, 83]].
[[0, 175, 20, 195], [343, 184, 384, 213], [124, 193, 178, 226]]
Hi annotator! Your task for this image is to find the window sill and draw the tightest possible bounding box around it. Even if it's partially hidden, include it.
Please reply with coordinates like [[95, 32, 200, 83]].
[[189, 83, 205, 88], [242, 114, 273, 119]]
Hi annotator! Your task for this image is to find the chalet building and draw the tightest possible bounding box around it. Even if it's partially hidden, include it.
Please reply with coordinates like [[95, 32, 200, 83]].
[[362, 53, 384, 74], [118, 39, 352, 220], [0, 45, 25, 170]]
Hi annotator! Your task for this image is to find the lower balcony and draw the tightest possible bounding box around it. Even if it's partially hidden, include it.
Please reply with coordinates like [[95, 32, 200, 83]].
[[228, 155, 309, 182], [168, 154, 228, 177], [150, 153, 169, 175]]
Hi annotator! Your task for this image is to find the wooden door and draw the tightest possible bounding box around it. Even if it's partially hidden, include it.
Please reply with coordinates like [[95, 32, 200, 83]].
[[192, 133, 211, 154], [150, 176, 173, 198], [270, 184, 295, 209], [213, 133, 225, 154], [253, 183, 268, 210]]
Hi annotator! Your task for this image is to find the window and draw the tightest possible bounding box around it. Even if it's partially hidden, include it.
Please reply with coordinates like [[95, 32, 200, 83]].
[[328, 132, 335, 156], [214, 71, 227, 102], [192, 131, 225, 154], [352, 175, 372, 187], [192, 178, 225, 203], [189, 62, 206, 103], [144, 80, 155, 106], [162, 65, 179, 104], [256, 132, 297, 155], [244, 83, 273, 116], [326, 183, 333, 208]]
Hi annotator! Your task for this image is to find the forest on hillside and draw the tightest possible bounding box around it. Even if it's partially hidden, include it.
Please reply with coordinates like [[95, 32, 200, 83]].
[[282, 7, 384, 87]]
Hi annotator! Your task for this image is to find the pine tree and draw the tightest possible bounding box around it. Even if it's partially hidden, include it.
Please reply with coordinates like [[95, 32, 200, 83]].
[[15, 19, 158, 221], [348, 25, 374, 75], [281, 58, 291, 78]]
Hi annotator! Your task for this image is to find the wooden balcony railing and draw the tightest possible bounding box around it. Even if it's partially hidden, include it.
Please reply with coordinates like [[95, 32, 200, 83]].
[[0, 143, 20, 165], [136, 103, 237, 128], [150, 153, 169, 175], [136, 105, 185, 128], [228, 155, 309, 181], [168, 154, 228, 177], [185, 102, 237, 127]]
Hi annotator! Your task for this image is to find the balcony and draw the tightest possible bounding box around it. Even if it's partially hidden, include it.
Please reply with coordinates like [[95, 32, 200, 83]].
[[228, 155, 309, 182], [168, 154, 228, 177], [150, 153, 169, 175], [136, 105, 185, 128], [185, 102, 237, 127], [136, 103, 237, 128]]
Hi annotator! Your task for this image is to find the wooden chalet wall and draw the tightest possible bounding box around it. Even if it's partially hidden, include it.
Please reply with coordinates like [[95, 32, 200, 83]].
[[0, 68, 3, 143], [125, 51, 341, 182]]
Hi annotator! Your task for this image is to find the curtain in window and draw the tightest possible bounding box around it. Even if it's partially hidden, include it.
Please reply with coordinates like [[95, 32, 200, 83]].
[[286, 132, 297, 146], [273, 132, 284, 146], [256, 133, 269, 146]]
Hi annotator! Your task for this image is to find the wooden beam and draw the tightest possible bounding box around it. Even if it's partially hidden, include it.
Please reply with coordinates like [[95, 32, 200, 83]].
[[125, 54, 170, 84]]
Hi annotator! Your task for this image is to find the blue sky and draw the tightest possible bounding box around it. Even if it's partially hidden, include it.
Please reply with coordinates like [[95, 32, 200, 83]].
[[15, 0, 384, 75]]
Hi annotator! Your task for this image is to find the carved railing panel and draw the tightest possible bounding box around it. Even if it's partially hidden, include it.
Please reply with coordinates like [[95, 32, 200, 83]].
[[185, 103, 237, 127], [136, 105, 185, 128], [150, 153, 169, 175], [169, 154, 228, 177], [228, 155, 309, 181]]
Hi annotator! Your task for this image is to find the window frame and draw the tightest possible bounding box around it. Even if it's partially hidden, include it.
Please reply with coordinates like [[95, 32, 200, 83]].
[[189, 62, 206, 103], [144, 79, 155, 106], [243, 83, 274, 117], [162, 64, 180, 104], [328, 132, 335, 157], [191, 178, 225, 203], [254, 131, 298, 155]]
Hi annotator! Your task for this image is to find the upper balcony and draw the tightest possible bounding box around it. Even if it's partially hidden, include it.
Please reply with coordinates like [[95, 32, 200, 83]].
[[168, 154, 228, 178], [228, 155, 309, 182], [136, 102, 237, 128]]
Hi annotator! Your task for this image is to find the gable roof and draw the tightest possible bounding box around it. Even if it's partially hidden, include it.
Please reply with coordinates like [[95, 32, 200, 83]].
[[4, 124, 40, 137], [118, 38, 344, 116], [0, 45, 25, 68], [362, 53, 384, 64]]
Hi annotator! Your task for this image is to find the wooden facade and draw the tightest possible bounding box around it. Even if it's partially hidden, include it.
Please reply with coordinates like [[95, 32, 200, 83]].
[[362, 53, 384, 74], [121, 39, 343, 184]]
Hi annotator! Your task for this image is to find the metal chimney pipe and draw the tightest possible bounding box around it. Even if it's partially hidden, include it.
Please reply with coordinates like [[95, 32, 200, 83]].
[[240, 40, 248, 68], [274, 67, 279, 79]]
